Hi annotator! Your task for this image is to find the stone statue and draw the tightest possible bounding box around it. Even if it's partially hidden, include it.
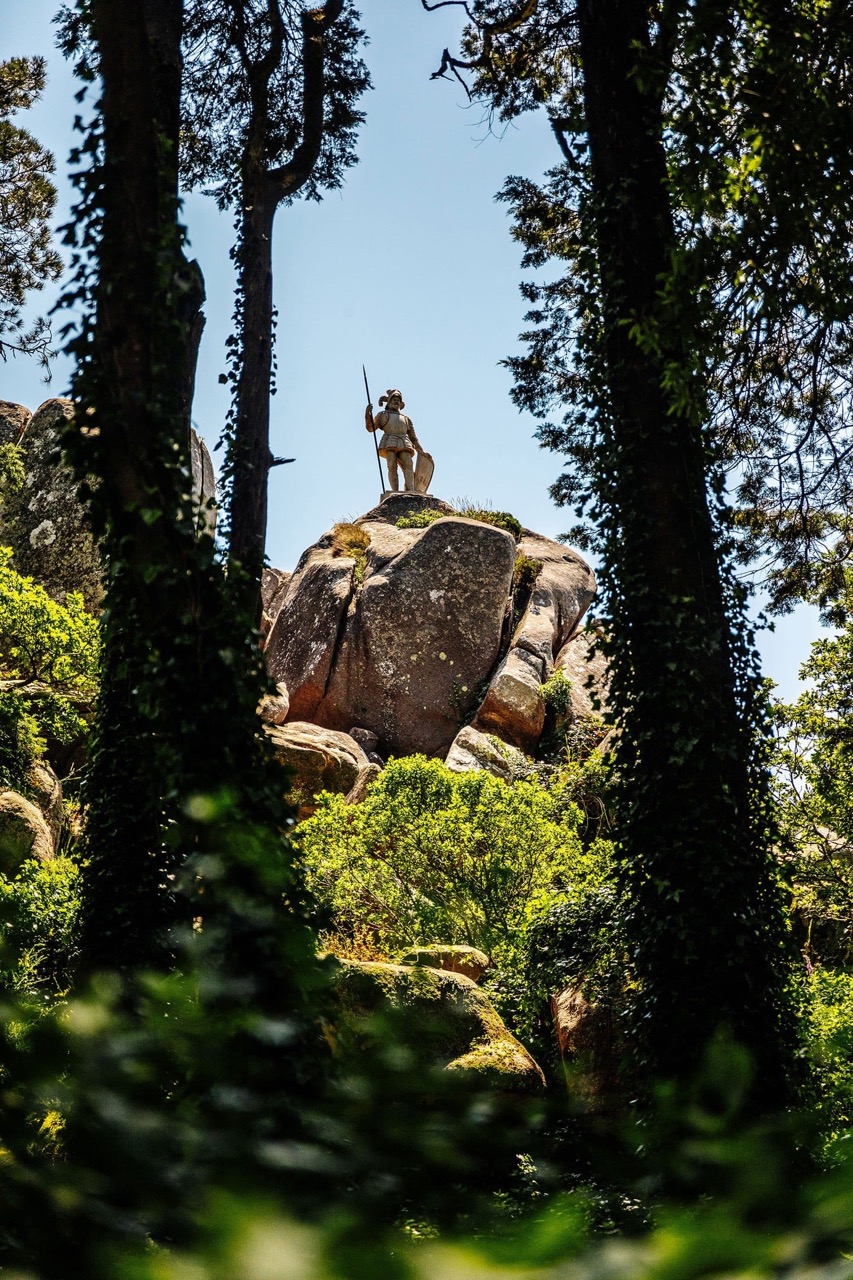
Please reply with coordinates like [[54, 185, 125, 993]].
[[365, 388, 434, 494]]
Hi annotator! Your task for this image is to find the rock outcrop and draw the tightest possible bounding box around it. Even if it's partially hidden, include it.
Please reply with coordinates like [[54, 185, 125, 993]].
[[265, 721, 369, 817], [555, 627, 611, 721], [0, 792, 54, 874], [0, 398, 218, 612], [266, 494, 596, 763], [0, 401, 31, 444], [551, 984, 624, 1113], [330, 957, 545, 1094], [444, 725, 531, 781], [2, 399, 103, 611]]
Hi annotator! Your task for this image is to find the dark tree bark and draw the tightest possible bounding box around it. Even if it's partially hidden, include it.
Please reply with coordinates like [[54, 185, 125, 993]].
[[228, 0, 344, 609], [79, 0, 190, 970], [576, 0, 793, 1104]]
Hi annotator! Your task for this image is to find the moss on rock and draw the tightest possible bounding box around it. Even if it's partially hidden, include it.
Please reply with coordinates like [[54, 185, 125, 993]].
[[328, 958, 544, 1095]]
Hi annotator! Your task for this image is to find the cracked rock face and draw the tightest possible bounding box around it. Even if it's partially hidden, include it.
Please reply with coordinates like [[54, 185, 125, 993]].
[[267, 495, 597, 762], [0, 399, 218, 613], [2, 398, 104, 611]]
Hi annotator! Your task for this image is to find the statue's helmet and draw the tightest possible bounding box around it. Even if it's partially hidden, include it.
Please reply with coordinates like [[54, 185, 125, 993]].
[[378, 388, 405, 409]]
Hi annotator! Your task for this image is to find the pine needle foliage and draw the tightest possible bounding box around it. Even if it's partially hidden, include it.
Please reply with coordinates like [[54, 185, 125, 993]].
[[0, 56, 62, 367]]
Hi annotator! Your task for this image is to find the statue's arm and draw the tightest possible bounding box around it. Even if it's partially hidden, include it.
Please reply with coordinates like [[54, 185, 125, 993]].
[[407, 417, 422, 450], [365, 403, 375, 432]]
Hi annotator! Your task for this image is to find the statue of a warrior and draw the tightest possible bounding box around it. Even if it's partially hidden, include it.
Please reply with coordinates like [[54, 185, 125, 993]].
[[365, 388, 434, 494]]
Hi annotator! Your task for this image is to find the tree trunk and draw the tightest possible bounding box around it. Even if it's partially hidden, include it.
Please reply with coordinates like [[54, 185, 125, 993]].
[[228, 167, 276, 605], [577, 0, 793, 1105], [81, 0, 189, 970]]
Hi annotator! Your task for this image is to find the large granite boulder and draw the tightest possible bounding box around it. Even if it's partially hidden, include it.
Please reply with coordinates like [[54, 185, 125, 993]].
[[329, 958, 545, 1095], [2, 399, 103, 611], [267, 495, 518, 758], [267, 495, 597, 762], [0, 792, 54, 874], [265, 721, 368, 817]]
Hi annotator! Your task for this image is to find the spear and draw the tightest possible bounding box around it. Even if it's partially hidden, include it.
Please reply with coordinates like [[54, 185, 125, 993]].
[[363, 364, 386, 495]]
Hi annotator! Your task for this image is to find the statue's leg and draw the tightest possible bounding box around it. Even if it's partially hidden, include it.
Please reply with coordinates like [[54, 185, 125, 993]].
[[386, 454, 400, 491], [400, 452, 415, 492]]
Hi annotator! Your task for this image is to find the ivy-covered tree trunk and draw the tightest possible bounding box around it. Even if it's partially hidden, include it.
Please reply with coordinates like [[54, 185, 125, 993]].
[[223, 0, 350, 611], [78, 0, 191, 969], [228, 155, 276, 595], [73, 0, 313, 984], [576, 0, 794, 1105], [64, 0, 325, 1205]]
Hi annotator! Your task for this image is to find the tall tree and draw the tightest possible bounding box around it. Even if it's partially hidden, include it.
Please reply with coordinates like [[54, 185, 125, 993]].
[[427, 0, 803, 1105], [58, 0, 315, 984], [181, 0, 369, 602], [53, 0, 325, 1224], [433, 2, 853, 611], [0, 56, 62, 367]]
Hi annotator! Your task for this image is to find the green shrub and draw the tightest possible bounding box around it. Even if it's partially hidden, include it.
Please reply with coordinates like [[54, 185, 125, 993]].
[[541, 668, 573, 721], [330, 522, 371, 585], [0, 691, 44, 792], [0, 547, 99, 690], [395, 508, 447, 530], [297, 754, 611, 968], [459, 506, 523, 542], [513, 552, 543, 597], [0, 855, 82, 997], [0, 548, 99, 783], [802, 968, 853, 1156]]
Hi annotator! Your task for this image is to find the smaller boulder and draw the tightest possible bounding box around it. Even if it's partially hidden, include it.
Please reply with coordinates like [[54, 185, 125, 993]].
[[474, 647, 545, 751], [349, 726, 379, 755], [0, 401, 30, 444], [0, 792, 54, 874], [344, 762, 382, 806], [265, 721, 368, 817], [551, 985, 624, 1114], [26, 761, 63, 840], [398, 944, 490, 982], [329, 958, 544, 1095], [258, 682, 290, 726], [189, 429, 216, 536], [444, 725, 531, 781]]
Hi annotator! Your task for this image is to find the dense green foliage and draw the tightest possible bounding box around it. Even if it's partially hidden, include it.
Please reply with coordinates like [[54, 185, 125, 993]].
[[772, 573, 853, 964], [0, 550, 99, 788], [3, 3, 853, 1276], [0, 856, 81, 997], [0, 56, 62, 367], [0, 548, 98, 691], [300, 754, 611, 963]]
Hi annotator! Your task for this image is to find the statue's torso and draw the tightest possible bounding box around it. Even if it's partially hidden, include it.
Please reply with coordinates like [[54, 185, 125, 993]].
[[377, 409, 414, 455]]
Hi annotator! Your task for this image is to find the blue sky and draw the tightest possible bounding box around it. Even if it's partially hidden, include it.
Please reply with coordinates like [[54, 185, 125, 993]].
[[2, 0, 823, 698]]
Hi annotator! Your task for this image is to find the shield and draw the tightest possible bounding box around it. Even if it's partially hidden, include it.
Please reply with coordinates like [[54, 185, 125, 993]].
[[414, 449, 434, 495]]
